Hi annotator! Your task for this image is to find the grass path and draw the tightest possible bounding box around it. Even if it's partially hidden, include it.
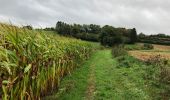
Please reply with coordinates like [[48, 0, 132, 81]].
[[44, 49, 150, 100], [85, 64, 96, 100]]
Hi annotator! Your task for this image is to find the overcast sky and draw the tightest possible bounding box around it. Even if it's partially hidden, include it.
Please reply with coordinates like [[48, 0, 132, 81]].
[[0, 0, 170, 34]]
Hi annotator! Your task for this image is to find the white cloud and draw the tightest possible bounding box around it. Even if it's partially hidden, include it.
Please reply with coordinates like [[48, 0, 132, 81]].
[[0, 0, 170, 34]]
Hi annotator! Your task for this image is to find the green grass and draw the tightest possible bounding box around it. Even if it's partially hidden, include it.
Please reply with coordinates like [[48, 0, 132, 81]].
[[44, 62, 90, 100], [124, 44, 142, 50], [94, 50, 150, 100], [44, 49, 153, 100], [44, 51, 96, 100]]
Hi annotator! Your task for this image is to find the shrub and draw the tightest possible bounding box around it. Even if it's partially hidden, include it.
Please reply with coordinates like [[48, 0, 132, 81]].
[[142, 43, 154, 50], [116, 55, 141, 68], [145, 55, 170, 99], [124, 44, 142, 50], [112, 45, 127, 58], [117, 58, 131, 68]]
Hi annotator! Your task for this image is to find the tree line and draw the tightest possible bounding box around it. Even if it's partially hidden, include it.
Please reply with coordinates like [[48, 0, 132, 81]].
[[22, 21, 138, 46], [22, 23, 170, 46], [55, 21, 137, 46], [138, 33, 170, 45]]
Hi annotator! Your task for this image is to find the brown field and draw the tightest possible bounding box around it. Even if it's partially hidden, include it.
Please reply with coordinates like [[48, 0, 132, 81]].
[[153, 44, 170, 51], [129, 44, 170, 61]]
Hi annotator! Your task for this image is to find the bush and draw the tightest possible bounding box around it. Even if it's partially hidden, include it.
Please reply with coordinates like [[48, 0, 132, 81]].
[[142, 43, 154, 50], [116, 55, 141, 68], [144, 55, 170, 99], [112, 45, 127, 58], [124, 44, 142, 50], [117, 56, 131, 68]]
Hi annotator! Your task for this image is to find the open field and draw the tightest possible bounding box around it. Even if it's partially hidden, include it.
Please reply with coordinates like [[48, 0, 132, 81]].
[[128, 44, 170, 61], [153, 44, 170, 51]]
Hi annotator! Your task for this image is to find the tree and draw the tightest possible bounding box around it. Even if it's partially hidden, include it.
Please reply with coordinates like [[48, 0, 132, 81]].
[[23, 25, 33, 30], [56, 21, 64, 34], [56, 21, 71, 35], [44, 27, 55, 31], [129, 28, 137, 44], [100, 25, 123, 46], [55, 21, 137, 44], [71, 24, 81, 36], [157, 33, 166, 38], [138, 33, 145, 39], [89, 24, 101, 34]]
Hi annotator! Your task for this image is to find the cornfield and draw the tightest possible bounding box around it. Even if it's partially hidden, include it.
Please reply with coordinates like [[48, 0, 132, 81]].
[[0, 23, 95, 100]]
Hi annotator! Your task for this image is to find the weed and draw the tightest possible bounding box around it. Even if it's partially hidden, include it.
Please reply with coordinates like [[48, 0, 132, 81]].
[[145, 55, 170, 99], [142, 43, 154, 50], [112, 45, 127, 58]]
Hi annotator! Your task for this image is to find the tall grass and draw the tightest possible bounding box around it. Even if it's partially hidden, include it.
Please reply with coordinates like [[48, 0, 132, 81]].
[[112, 45, 127, 58], [0, 23, 95, 99], [145, 55, 170, 99]]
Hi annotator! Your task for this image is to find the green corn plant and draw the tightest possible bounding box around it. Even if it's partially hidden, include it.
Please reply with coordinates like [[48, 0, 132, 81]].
[[0, 23, 96, 99]]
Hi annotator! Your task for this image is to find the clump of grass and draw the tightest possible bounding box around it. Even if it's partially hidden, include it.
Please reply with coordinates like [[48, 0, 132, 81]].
[[112, 45, 127, 58], [0, 23, 96, 99], [124, 44, 142, 50], [124, 43, 154, 51], [116, 55, 141, 68], [142, 43, 154, 50]]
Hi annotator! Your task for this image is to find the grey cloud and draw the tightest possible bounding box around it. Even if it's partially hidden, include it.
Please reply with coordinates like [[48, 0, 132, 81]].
[[0, 0, 170, 34]]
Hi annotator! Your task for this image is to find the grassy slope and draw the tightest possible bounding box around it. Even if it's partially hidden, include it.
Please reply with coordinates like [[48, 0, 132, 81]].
[[44, 49, 151, 100]]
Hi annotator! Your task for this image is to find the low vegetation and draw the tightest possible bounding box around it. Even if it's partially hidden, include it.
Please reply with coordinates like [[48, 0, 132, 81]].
[[113, 45, 170, 99], [45, 44, 170, 99], [143, 43, 154, 50], [144, 55, 170, 99], [124, 43, 154, 51], [112, 45, 127, 57]]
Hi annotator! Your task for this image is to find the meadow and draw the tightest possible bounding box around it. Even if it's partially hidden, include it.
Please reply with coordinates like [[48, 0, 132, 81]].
[[128, 43, 170, 61]]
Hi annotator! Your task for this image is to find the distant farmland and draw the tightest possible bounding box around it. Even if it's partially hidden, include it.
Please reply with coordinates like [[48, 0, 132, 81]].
[[129, 44, 170, 61]]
